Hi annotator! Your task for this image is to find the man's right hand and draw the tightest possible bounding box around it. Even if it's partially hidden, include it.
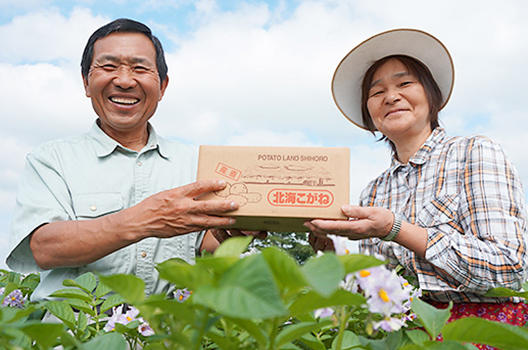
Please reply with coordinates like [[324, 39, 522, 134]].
[[132, 179, 239, 239]]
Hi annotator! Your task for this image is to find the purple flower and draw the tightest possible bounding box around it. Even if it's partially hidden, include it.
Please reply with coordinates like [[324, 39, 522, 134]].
[[175, 288, 192, 303], [314, 307, 334, 318], [497, 312, 507, 322], [138, 322, 155, 336], [0, 287, 26, 308], [355, 266, 414, 316], [103, 305, 154, 336], [373, 317, 406, 332], [328, 235, 356, 255], [477, 307, 487, 317]]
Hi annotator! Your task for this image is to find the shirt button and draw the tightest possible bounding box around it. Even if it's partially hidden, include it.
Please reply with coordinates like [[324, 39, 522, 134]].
[[141, 251, 147, 258], [89, 205, 97, 212], [137, 161, 143, 167]]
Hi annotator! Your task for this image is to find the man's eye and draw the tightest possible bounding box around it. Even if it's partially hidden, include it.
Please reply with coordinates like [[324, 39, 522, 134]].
[[102, 64, 117, 70], [133, 66, 148, 72]]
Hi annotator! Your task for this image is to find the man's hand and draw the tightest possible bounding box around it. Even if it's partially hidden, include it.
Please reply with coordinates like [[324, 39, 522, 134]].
[[132, 179, 241, 240], [308, 232, 335, 252], [201, 228, 268, 253]]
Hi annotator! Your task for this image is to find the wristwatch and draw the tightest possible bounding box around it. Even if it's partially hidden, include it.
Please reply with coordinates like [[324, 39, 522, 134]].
[[382, 212, 402, 241]]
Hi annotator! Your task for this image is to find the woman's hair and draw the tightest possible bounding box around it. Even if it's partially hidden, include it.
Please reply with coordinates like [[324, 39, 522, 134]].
[[360, 55, 443, 150]]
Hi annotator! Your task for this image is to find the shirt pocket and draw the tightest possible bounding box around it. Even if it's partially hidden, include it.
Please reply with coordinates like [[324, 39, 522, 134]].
[[416, 194, 459, 228], [72, 192, 124, 219]]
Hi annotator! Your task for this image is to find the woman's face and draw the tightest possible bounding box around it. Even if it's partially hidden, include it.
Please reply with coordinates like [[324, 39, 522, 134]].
[[366, 58, 431, 143]]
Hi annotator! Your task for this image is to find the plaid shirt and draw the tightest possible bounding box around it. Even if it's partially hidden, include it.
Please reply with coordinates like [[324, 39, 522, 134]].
[[359, 128, 528, 303]]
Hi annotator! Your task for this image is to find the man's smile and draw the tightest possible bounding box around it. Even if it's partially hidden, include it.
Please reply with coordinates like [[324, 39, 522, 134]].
[[109, 96, 140, 105]]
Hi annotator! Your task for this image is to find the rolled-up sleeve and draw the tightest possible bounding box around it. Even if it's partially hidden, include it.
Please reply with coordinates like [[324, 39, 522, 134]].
[[6, 145, 74, 273]]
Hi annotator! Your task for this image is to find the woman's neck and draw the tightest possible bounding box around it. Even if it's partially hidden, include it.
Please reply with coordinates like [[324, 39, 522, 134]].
[[393, 128, 433, 164]]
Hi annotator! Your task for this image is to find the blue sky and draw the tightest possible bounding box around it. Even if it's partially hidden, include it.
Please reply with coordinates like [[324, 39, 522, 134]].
[[1, 0, 528, 268]]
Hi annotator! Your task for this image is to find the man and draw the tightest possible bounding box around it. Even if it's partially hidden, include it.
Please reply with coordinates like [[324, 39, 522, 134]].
[[6, 18, 257, 301]]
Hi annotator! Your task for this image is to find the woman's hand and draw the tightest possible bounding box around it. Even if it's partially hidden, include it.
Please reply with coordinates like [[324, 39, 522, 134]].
[[304, 205, 394, 240]]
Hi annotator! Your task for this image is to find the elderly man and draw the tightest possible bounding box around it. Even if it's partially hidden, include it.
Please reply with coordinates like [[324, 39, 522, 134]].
[[6, 18, 255, 301]]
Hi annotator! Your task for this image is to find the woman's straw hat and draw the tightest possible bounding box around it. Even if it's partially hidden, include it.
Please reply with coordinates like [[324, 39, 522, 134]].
[[331, 28, 454, 129]]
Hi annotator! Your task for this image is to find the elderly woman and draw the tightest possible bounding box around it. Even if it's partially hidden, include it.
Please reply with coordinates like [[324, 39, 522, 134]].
[[306, 29, 528, 329]]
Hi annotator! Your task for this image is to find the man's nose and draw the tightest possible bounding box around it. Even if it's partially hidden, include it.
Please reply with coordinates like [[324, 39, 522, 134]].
[[113, 66, 137, 89]]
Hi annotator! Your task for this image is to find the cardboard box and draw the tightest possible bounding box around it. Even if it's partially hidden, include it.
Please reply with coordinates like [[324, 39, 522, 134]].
[[197, 145, 350, 232]]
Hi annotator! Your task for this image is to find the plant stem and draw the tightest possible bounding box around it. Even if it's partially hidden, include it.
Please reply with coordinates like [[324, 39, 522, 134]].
[[334, 307, 349, 350], [267, 317, 280, 350]]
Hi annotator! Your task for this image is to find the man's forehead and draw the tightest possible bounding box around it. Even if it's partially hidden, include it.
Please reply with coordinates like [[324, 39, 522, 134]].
[[92, 32, 156, 60]]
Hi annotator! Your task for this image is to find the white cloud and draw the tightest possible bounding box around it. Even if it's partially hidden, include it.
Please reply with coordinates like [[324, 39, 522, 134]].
[[0, 7, 108, 63]]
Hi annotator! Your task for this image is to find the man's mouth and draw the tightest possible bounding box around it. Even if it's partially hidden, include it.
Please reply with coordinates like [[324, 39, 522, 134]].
[[109, 96, 140, 105]]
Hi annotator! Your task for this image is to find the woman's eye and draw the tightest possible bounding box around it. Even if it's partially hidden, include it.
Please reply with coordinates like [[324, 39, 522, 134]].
[[370, 90, 383, 97], [400, 81, 413, 87]]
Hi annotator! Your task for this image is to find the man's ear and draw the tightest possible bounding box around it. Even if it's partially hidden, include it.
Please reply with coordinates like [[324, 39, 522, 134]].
[[159, 75, 169, 101], [82, 75, 91, 97]]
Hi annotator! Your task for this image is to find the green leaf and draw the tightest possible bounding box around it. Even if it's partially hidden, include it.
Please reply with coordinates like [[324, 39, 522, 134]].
[[100, 293, 126, 314], [44, 301, 76, 329], [49, 288, 93, 303], [157, 258, 212, 289], [301, 253, 344, 297], [443, 317, 528, 350], [98, 274, 145, 304], [297, 333, 327, 350], [261, 247, 308, 293], [338, 254, 386, 274], [205, 329, 236, 350], [193, 254, 287, 319], [20, 322, 64, 349], [485, 287, 528, 300], [411, 298, 451, 339], [63, 272, 97, 295], [276, 320, 332, 347], [405, 329, 430, 345], [81, 332, 127, 350], [20, 273, 40, 291], [331, 330, 361, 350], [66, 299, 95, 316], [94, 281, 113, 298], [196, 255, 240, 277], [213, 236, 252, 257], [0, 304, 35, 323], [289, 289, 365, 317], [77, 311, 88, 332], [227, 318, 268, 347]]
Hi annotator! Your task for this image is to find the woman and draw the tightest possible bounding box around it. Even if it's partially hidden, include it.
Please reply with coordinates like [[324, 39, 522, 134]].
[[305, 29, 528, 331]]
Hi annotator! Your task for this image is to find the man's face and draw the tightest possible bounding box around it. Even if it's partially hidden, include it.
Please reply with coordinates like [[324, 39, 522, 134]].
[[83, 32, 168, 138]]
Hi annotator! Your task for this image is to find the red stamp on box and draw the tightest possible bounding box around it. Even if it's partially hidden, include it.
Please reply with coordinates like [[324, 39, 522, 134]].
[[267, 189, 334, 208], [215, 162, 241, 181]]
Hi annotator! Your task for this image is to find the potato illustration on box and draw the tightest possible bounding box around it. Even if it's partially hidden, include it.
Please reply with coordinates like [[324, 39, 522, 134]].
[[214, 182, 262, 207], [197, 145, 350, 232]]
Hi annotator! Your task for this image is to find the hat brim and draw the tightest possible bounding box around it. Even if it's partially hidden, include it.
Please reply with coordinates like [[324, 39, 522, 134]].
[[331, 28, 454, 130]]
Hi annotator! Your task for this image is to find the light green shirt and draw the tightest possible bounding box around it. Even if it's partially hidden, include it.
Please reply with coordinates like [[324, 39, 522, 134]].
[[7, 121, 203, 301]]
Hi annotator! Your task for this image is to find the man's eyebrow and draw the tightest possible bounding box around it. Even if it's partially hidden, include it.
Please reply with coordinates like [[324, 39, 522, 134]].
[[94, 55, 153, 65], [369, 71, 411, 89]]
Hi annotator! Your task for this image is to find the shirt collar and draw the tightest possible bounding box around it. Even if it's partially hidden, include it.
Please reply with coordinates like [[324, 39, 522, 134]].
[[389, 127, 446, 173], [88, 120, 169, 159]]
